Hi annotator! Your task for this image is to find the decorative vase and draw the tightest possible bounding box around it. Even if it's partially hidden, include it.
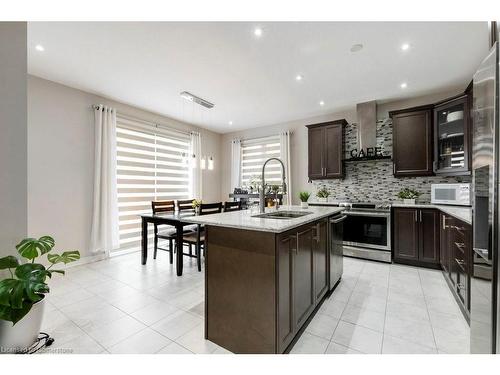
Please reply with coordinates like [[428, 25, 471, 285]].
[[317, 197, 327, 203], [0, 298, 45, 354], [403, 199, 415, 205], [301, 202, 309, 209], [194, 206, 200, 215]]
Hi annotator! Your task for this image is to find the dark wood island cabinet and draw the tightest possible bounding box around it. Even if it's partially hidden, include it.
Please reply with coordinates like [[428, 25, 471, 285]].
[[203, 216, 332, 353]]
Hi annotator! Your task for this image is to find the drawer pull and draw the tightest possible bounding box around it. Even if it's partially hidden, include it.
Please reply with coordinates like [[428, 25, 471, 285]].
[[455, 242, 466, 252]]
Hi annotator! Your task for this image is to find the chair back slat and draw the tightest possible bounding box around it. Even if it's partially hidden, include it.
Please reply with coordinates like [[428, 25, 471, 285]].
[[224, 201, 242, 212], [152, 200, 175, 214], [200, 202, 223, 215], [177, 199, 195, 211]]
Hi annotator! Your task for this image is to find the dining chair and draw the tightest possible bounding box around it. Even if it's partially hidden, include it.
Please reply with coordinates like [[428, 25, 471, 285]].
[[151, 200, 176, 263], [183, 202, 223, 271], [223, 201, 242, 212]]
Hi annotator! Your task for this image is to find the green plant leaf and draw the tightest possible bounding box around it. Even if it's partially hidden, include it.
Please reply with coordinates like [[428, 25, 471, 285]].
[[9, 301, 33, 325], [47, 251, 80, 265], [14, 263, 45, 280], [16, 236, 55, 260], [0, 256, 19, 270], [10, 282, 25, 309], [0, 279, 19, 306]]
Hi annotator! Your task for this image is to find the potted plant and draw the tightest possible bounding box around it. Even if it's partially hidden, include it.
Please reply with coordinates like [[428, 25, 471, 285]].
[[316, 185, 330, 203], [192, 199, 202, 214], [0, 236, 80, 353], [397, 188, 421, 205], [299, 191, 311, 208]]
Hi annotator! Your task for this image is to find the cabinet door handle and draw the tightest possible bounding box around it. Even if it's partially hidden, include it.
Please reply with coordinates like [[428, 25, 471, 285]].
[[312, 224, 320, 243], [419, 211, 422, 222], [414, 211, 417, 222], [442, 216, 446, 230], [393, 163, 396, 174]]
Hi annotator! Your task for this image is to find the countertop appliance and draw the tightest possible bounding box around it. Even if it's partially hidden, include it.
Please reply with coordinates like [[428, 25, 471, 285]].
[[470, 41, 499, 354], [329, 213, 346, 289], [339, 202, 392, 263], [431, 183, 471, 206]]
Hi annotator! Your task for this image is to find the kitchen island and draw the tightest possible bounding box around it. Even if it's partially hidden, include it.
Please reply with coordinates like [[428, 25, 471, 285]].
[[184, 205, 344, 354]]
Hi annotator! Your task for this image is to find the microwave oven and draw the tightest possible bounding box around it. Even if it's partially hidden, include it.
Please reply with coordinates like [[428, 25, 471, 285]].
[[431, 183, 471, 206]]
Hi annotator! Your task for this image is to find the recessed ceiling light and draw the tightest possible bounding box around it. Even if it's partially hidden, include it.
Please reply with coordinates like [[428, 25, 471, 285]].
[[350, 44, 363, 53], [35, 44, 45, 52], [319, 101, 325, 106], [254, 27, 263, 37], [228, 121, 233, 125], [295, 74, 303, 81], [400, 82, 407, 89], [401, 43, 410, 51]]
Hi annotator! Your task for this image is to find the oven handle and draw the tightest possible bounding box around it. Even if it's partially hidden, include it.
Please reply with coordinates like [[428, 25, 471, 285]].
[[329, 215, 347, 224], [344, 211, 390, 217]]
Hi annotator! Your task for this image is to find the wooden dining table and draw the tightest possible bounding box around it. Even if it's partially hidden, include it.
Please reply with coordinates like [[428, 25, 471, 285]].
[[140, 211, 198, 276]]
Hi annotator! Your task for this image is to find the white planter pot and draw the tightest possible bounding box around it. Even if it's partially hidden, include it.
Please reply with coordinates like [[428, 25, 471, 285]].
[[403, 199, 416, 205], [0, 298, 45, 354], [300, 202, 309, 209], [317, 197, 327, 203]]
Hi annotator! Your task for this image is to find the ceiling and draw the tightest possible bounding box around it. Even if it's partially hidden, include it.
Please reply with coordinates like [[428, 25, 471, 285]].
[[28, 22, 489, 133]]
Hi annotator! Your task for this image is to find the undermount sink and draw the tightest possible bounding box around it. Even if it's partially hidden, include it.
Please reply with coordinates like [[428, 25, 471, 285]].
[[252, 210, 312, 219]]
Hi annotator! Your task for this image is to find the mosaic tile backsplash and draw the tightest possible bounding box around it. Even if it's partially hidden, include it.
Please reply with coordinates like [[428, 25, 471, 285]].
[[312, 120, 471, 203]]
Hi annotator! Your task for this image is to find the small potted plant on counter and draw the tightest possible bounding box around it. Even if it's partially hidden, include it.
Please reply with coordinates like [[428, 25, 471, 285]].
[[192, 199, 202, 214], [0, 236, 80, 353], [316, 185, 330, 203], [397, 188, 421, 205], [299, 191, 311, 208]]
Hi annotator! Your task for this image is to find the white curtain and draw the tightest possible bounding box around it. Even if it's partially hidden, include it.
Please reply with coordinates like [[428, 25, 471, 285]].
[[190, 131, 202, 200], [90, 105, 119, 256], [280, 131, 292, 206], [230, 139, 241, 192]]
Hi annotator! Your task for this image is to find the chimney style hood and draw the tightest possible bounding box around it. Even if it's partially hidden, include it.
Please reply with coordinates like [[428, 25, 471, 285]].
[[356, 101, 377, 151], [344, 100, 390, 162]]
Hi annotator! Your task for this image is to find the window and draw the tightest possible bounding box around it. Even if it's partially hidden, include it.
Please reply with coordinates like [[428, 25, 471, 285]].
[[116, 119, 191, 251], [240, 135, 282, 187]]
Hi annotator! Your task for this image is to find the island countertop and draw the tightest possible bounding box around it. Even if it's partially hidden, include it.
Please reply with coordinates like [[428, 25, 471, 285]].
[[183, 205, 344, 233]]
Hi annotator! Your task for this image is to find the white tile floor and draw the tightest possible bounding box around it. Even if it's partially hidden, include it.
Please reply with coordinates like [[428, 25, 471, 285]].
[[40, 252, 469, 354]]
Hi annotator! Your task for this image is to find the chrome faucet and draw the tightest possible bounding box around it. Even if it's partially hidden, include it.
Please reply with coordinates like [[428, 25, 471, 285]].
[[259, 158, 287, 213]]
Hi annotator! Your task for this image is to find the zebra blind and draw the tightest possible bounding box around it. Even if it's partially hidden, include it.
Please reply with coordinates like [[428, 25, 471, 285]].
[[240, 135, 282, 187], [116, 119, 191, 251]]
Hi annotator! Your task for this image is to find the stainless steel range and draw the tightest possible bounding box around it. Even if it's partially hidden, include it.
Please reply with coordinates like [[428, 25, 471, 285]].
[[340, 202, 392, 263]]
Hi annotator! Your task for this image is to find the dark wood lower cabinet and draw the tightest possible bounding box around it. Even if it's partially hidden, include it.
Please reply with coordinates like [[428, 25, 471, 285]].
[[205, 217, 331, 354], [440, 214, 471, 317], [418, 209, 440, 265], [393, 208, 439, 267], [294, 227, 315, 329], [394, 209, 472, 320]]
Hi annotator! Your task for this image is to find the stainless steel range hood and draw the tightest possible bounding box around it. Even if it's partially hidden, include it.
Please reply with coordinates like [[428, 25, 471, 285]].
[[356, 100, 377, 151]]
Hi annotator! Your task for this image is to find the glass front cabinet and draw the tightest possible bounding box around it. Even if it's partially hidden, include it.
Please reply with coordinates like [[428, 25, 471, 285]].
[[433, 95, 471, 176]]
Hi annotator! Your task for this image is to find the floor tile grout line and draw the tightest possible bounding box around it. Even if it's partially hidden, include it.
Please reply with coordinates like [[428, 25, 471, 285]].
[[417, 269, 440, 351]]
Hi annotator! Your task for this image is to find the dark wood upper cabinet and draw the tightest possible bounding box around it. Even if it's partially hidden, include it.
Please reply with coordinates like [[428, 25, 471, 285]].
[[433, 94, 471, 176], [393, 207, 440, 267], [390, 105, 434, 177], [306, 119, 346, 180]]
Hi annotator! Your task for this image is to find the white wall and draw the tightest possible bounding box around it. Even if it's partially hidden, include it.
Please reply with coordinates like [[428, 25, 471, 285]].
[[28, 76, 222, 261], [220, 87, 466, 204], [0, 23, 27, 257]]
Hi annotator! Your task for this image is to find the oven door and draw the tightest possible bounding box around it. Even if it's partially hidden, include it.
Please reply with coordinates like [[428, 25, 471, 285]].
[[342, 211, 391, 251]]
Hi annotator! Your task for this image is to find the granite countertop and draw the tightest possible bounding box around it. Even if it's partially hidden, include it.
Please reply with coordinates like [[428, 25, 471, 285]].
[[308, 200, 471, 224], [390, 203, 472, 224], [183, 205, 345, 233]]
